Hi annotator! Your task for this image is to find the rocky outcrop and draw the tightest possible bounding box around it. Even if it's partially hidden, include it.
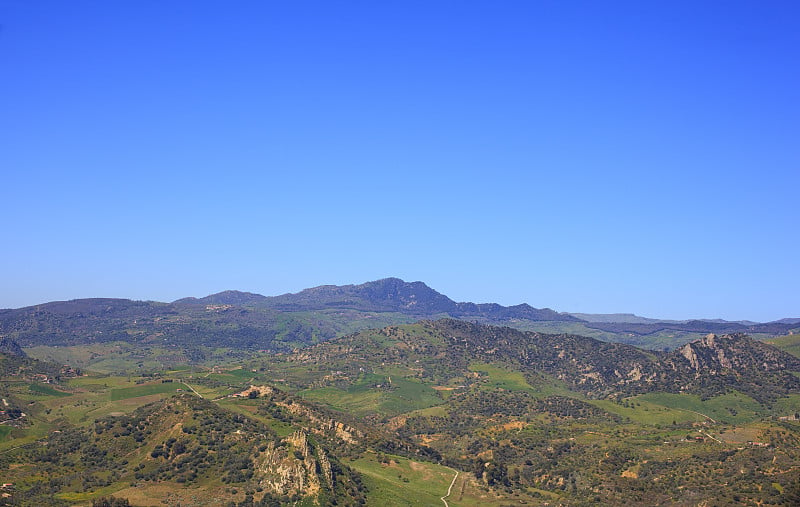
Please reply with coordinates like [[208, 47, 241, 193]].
[[254, 430, 335, 497], [281, 400, 363, 445], [675, 333, 800, 373]]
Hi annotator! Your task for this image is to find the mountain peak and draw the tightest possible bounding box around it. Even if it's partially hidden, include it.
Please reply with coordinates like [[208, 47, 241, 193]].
[[257, 277, 581, 322], [262, 277, 457, 314], [354, 278, 455, 310]]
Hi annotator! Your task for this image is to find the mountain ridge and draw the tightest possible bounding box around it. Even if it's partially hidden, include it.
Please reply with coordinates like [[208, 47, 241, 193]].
[[2, 278, 798, 351], [288, 319, 800, 403], [3, 277, 796, 326], [256, 277, 581, 322]]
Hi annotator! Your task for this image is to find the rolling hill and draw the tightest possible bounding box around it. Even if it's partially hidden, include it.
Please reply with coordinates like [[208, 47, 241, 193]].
[[3, 317, 800, 506]]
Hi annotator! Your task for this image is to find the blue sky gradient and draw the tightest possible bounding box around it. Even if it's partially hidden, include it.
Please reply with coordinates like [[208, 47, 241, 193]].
[[2, 1, 798, 320]]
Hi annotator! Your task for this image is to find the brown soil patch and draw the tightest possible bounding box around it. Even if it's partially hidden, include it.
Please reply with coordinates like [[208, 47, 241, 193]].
[[117, 394, 164, 408], [233, 385, 273, 398], [718, 426, 761, 444], [115, 483, 240, 507], [500, 420, 525, 430], [385, 415, 407, 430], [419, 433, 444, 444]]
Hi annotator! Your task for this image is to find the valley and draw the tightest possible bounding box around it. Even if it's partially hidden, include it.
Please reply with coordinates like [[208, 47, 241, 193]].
[[1, 281, 799, 506]]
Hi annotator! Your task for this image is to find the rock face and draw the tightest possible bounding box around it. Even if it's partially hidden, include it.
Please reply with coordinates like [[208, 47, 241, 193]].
[[282, 400, 363, 445], [676, 333, 800, 373], [256, 430, 326, 497], [658, 332, 800, 402]]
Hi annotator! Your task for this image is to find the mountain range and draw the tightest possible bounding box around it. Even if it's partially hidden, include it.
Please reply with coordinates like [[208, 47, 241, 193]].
[[2, 281, 800, 506], [175, 277, 580, 321], [2, 278, 798, 352]]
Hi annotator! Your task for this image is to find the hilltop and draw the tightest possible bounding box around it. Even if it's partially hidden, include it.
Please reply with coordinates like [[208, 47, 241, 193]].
[[4, 390, 367, 506]]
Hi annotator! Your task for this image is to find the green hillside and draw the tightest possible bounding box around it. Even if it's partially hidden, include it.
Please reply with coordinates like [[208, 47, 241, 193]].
[[3, 319, 800, 506], [767, 333, 800, 358]]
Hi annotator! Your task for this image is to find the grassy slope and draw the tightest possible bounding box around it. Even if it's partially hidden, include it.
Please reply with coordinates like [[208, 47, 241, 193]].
[[348, 452, 519, 507], [109, 381, 190, 401], [300, 373, 443, 417], [3, 366, 799, 506], [503, 321, 707, 350], [0, 375, 199, 452], [766, 333, 800, 358], [469, 362, 575, 397]]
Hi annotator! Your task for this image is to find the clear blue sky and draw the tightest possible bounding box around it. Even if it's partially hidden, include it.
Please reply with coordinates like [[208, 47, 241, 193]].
[[2, 1, 798, 321]]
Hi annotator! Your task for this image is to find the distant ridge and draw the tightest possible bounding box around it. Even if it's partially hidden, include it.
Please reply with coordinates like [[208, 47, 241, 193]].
[[568, 313, 669, 324], [2, 278, 798, 350], [3, 279, 796, 328], [258, 277, 581, 322], [171, 277, 578, 322], [582, 319, 800, 337], [173, 290, 268, 306], [260, 278, 456, 313]]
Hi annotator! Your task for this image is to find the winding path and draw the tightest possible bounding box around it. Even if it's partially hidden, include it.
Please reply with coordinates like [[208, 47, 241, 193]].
[[674, 407, 716, 423], [441, 468, 459, 507], [182, 382, 203, 398], [701, 431, 724, 444]]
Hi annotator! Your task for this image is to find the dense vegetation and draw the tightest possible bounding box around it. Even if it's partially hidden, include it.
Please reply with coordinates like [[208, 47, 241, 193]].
[[2, 305, 800, 505], [3, 391, 367, 506]]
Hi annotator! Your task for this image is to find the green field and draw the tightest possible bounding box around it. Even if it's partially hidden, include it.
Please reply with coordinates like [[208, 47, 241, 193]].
[[638, 392, 765, 424], [773, 394, 800, 416], [502, 321, 706, 350], [348, 452, 538, 507], [592, 398, 706, 426], [67, 375, 135, 389], [349, 453, 454, 506], [591, 391, 769, 426], [110, 382, 189, 401], [25, 342, 170, 373], [300, 374, 442, 417], [25, 342, 256, 374], [469, 362, 573, 398], [470, 363, 533, 391], [221, 367, 258, 379], [29, 383, 72, 397]]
